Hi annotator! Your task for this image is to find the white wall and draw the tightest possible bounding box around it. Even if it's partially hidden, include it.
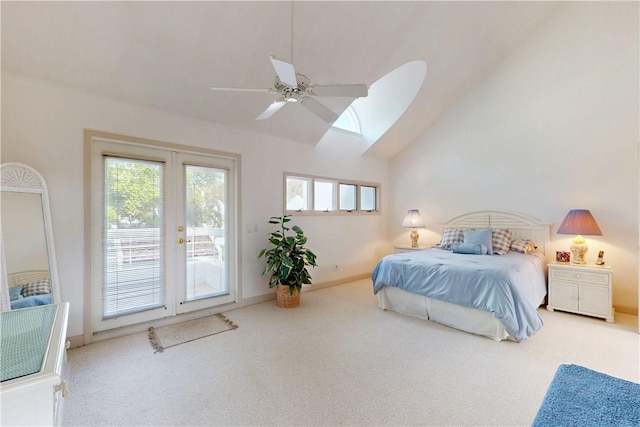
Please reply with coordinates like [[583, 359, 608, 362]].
[[1, 73, 389, 337], [390, 2, 639, 314]]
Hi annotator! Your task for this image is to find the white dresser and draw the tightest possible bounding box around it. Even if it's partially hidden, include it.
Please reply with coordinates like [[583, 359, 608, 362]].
[[547, 262, 614, 323], [1, 303, 70, 426]]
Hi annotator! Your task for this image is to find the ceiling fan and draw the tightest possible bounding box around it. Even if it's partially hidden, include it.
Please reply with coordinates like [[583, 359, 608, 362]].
[[211, 55, 368, 123]]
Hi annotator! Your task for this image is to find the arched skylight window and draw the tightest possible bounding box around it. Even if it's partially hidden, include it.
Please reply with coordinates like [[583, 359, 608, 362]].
[[324, 61, 426, 148], [332, 106, 361, 135]]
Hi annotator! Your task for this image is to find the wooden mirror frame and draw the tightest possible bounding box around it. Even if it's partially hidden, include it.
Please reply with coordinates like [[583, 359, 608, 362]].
[[0, 162, 60, 310]]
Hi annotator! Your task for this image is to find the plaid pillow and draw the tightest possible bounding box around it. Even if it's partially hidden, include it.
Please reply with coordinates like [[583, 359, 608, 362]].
[[491, 228, 512, 255], [21, 279, 51, 297], [436, 228, 465, 250], [510, 239, 538, 254]]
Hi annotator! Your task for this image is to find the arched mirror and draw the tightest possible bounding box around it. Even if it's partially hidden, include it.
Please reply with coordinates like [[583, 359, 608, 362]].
[[0, 163, 60, 310]]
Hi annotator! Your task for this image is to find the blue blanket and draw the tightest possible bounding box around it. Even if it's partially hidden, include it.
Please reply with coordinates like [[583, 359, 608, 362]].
[[371, 249, 547, 342]]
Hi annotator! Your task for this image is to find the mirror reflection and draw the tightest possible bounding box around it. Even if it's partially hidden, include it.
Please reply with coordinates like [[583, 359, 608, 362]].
[[2, 192, 49, 273], [0, 162, 60, 312]]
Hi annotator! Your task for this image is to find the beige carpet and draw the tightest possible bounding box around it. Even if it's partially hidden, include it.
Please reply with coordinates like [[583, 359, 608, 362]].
[[148, 313, 237, 352], [66, 279, 639, 426]]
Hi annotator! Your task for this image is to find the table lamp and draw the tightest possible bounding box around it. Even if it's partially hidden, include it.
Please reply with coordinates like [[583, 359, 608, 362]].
[[557, 209, 602, 264], [402, 209, 425, 247]]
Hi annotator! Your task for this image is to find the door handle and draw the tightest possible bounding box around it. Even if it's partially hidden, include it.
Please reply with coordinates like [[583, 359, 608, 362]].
[[177, 238, 185, 244]]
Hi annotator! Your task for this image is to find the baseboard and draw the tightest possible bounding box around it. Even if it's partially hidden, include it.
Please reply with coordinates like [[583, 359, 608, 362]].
[[614, 305, 638, 316], [67, 334, 85, 349], [303, 273, 371, 292]]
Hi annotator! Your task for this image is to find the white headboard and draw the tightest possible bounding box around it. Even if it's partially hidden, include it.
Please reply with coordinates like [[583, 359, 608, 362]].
[[444, 210, 551, 259], [7, 270, 50, 287]]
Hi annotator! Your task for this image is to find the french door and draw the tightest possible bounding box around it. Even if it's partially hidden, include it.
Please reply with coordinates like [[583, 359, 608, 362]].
[[90, 136, 237, 333]]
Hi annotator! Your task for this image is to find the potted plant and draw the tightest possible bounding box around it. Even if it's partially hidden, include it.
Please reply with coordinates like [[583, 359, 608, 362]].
[[258, 215, 317, 308]]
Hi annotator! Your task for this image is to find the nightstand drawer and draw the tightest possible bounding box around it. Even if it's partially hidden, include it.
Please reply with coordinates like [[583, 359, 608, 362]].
[[549, 268, 610, 286]]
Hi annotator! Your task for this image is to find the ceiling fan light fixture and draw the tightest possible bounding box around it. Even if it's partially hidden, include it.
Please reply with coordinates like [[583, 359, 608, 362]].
[[210, 3, 367, 124]]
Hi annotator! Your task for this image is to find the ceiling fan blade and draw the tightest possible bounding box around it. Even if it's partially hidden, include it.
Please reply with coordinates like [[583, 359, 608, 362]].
[[301, 98, 339, 123], [309, 84, 368, 98], [270, 56, 298, 88], [255, 100, 286, 120], [211, 87, 273, 93]]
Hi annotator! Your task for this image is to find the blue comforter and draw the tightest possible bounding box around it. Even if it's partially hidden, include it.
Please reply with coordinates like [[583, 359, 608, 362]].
[[372, 249, 547, 342]]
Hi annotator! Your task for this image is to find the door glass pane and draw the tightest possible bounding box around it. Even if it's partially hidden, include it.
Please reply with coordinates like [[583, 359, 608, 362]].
[[360, 186, 377, 211], [184, 165, 227, 301], [339, 184, 356, 211], [314, 180, 335, 211], [103, 157, 164, 318]]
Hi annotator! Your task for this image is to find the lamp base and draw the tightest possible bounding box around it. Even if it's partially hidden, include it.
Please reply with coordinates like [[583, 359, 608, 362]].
[[570, 235, 588, 264], [410, 228, 419, 248]]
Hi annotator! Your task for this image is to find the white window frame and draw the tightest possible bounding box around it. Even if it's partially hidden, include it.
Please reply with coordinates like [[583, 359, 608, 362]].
[[283, 172, 380, 215]]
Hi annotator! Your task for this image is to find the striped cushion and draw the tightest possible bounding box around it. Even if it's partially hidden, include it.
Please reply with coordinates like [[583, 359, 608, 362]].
[[492, 228, 512, 255], [21, 279, 51, 297], [437, 228, 465, 250]]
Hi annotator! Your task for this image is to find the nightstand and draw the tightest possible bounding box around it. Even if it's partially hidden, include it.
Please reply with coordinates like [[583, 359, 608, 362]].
[[394, 245, 429, 254], [547, 261, 614, 323]]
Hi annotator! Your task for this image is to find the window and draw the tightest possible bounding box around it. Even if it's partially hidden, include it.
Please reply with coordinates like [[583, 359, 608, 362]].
[[284, 172, 379, 215], [332, 106, 361, 134], [339, 184, 356, 211], [360, 186, 377, 211], [286, 176, 311, 211], [314, 180, 335, 212]]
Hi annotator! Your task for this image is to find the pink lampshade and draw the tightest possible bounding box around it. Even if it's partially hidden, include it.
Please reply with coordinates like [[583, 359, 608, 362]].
[[557, 210, 602, 236]]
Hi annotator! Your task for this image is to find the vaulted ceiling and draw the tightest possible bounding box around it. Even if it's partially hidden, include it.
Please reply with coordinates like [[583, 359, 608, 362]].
[[2, 1, 558, 157]]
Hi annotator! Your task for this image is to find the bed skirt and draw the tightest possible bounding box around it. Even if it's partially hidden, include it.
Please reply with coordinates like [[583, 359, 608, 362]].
[[377, 285, 510, 341]]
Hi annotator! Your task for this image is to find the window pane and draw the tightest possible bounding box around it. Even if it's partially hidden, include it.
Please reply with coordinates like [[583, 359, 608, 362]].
[[314, 180, 335, 211], [360, 186, 377, 211], [339, 184, 356, 211], [184, 165, 227, 301], [286, 176, 311, 211], [103, 157, 164, 318], [332, 106, 361, 134]]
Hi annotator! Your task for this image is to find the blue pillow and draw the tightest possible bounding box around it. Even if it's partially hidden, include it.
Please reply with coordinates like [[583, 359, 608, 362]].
[[452, 243, 488, 255], [464, 229, 493, 255], [9, 285, 23, 301]]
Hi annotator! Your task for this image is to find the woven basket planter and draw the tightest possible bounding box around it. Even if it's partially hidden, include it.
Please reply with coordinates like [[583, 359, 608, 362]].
[[275, 284, 300, 308]]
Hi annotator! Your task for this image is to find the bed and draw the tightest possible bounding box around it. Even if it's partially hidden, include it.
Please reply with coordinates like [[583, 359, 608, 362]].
[[7, 270, 53, 310], [372, 210, 550, 342]]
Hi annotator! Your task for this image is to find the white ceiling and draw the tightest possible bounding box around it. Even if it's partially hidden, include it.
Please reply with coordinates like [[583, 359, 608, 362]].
[[1, 1, 559, 157]]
